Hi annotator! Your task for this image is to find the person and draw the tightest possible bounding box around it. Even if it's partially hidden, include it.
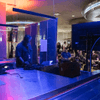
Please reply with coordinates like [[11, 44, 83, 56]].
[[62, 41, 67, 50], [57, 42, 61, 54], [61, 49, 71, 61], [15, 34, 33, 69]]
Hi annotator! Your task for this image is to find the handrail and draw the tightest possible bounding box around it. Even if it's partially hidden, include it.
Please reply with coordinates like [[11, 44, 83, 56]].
[[90, 37, 100, 72]]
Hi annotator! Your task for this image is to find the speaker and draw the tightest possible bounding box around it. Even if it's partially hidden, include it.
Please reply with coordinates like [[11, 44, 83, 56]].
[[59, 62, 80, 78]]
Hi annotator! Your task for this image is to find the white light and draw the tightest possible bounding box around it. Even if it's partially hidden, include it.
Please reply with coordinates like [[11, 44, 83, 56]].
[[49, 60, 53, 65], [84, 1, 100, 14], [4, 66, 8, 68], [18, 27, 25, 29], [6, 21, 40, 26], [54, 13, 60, 16], [6, 21, 35, 24], [0, 37, 2, 41], [72, 15, 75, 17], [13, 38, 16, 42]]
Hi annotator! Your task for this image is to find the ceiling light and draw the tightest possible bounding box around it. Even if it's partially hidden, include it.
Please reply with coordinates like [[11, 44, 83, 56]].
[[6, 21, 40, 26], [4, 66, 8, 69], [0, 37, 2, 41], [82, 1, 100, 21], [54, 13, 60, 16], [84, 1, 100, 14], [72, 15, 75, 17], [6, 21, 35, 24]]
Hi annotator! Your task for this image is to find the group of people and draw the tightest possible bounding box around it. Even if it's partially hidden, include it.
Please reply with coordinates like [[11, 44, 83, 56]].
[[57, 41, 72, 62], [15, 36, 72, 70], [16, 35, 100, 71]]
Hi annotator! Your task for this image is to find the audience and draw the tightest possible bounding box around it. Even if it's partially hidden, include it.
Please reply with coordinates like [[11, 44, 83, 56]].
[[56, 41, 100, 70]]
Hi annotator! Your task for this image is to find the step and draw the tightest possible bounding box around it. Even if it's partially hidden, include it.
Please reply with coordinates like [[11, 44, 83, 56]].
[[90, 92, 100, 100], [49, 79, 99, 100], [73, 82, 100, 100]]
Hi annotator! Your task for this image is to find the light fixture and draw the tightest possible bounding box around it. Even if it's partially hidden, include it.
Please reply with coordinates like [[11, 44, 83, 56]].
[[54, 13, 60, 16], [0, 37, 2, 42], [4, 66, 8, 69], [72, 15, 75, 17], [6, 21, 40, 26], [84, 1, 100, 14], [13, 38, 16, 42], [6, 21, 35, 24], [82, 0, 100, 21]]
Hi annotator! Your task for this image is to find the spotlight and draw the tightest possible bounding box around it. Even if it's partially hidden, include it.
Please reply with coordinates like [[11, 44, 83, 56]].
[[4, 66, 8, 69], [0, 65, 9, 75]]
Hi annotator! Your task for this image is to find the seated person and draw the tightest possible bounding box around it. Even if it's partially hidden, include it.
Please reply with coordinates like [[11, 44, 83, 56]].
[[15, 35, 33, 70], [60, 49, 71, 63]]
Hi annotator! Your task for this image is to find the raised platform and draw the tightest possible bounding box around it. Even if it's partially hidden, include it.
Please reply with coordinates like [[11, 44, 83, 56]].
[[0, 68, 100, 100]]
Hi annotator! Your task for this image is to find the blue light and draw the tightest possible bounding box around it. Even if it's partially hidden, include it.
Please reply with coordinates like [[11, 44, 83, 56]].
[[13, 8, 57, 19], [0, 24, 18, 27]]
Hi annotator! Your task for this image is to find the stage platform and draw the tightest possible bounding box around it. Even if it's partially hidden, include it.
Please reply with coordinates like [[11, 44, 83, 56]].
[[0, 68, 100, 100]]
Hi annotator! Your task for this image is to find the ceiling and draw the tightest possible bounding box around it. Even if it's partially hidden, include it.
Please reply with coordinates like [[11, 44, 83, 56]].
[[0, 0, 96, 33]]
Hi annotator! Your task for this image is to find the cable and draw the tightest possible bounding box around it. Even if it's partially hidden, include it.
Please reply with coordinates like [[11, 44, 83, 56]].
[[53, 0, 55, 17], [7, 72, 23, 78]]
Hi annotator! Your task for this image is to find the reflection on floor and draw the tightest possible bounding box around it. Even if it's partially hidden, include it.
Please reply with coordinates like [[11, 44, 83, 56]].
[[0, 68, 100, 100]]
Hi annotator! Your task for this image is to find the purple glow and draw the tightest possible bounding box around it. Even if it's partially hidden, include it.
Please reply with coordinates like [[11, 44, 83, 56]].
[[0, 2, 6, 60]]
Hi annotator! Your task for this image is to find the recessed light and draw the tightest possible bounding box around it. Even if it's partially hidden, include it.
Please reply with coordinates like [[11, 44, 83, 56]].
[[72, 15, 75, 17], [54, 13, 60, 16]]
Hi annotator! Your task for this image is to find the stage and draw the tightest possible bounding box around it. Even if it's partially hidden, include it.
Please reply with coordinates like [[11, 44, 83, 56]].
[[0, 68, 100, 100]]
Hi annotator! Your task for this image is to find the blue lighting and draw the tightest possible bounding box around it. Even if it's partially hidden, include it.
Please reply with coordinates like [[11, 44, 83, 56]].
[[13, 8, 57, 19], [0, 24, 18, 27]]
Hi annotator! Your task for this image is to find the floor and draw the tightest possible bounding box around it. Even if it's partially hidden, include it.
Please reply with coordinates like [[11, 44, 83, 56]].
[[0, 68, 100, 100]]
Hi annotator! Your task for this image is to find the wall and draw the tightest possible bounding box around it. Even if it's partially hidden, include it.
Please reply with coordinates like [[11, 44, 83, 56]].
[[57, 31, 71, 46]]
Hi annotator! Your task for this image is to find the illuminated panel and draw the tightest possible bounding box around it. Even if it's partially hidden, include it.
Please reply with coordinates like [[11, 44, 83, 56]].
[[6, 21, 35, 24], [0, 2, 6, 59], [0, 37, 2, 42]]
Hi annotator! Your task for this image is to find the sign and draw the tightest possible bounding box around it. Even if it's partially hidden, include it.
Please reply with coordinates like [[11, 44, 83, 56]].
[[40, 39, 47, 52]]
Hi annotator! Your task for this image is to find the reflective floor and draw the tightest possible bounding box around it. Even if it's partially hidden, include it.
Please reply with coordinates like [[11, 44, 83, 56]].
[[0, 68, 100, 100]]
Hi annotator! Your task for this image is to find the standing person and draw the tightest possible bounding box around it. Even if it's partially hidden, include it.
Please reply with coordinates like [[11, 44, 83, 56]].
[[62, 41, 67, 51], [57, 42, 61, 62], [57, 42, 61, 54], [9, 28, 13, 58], [15, 35, 33, 69]]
